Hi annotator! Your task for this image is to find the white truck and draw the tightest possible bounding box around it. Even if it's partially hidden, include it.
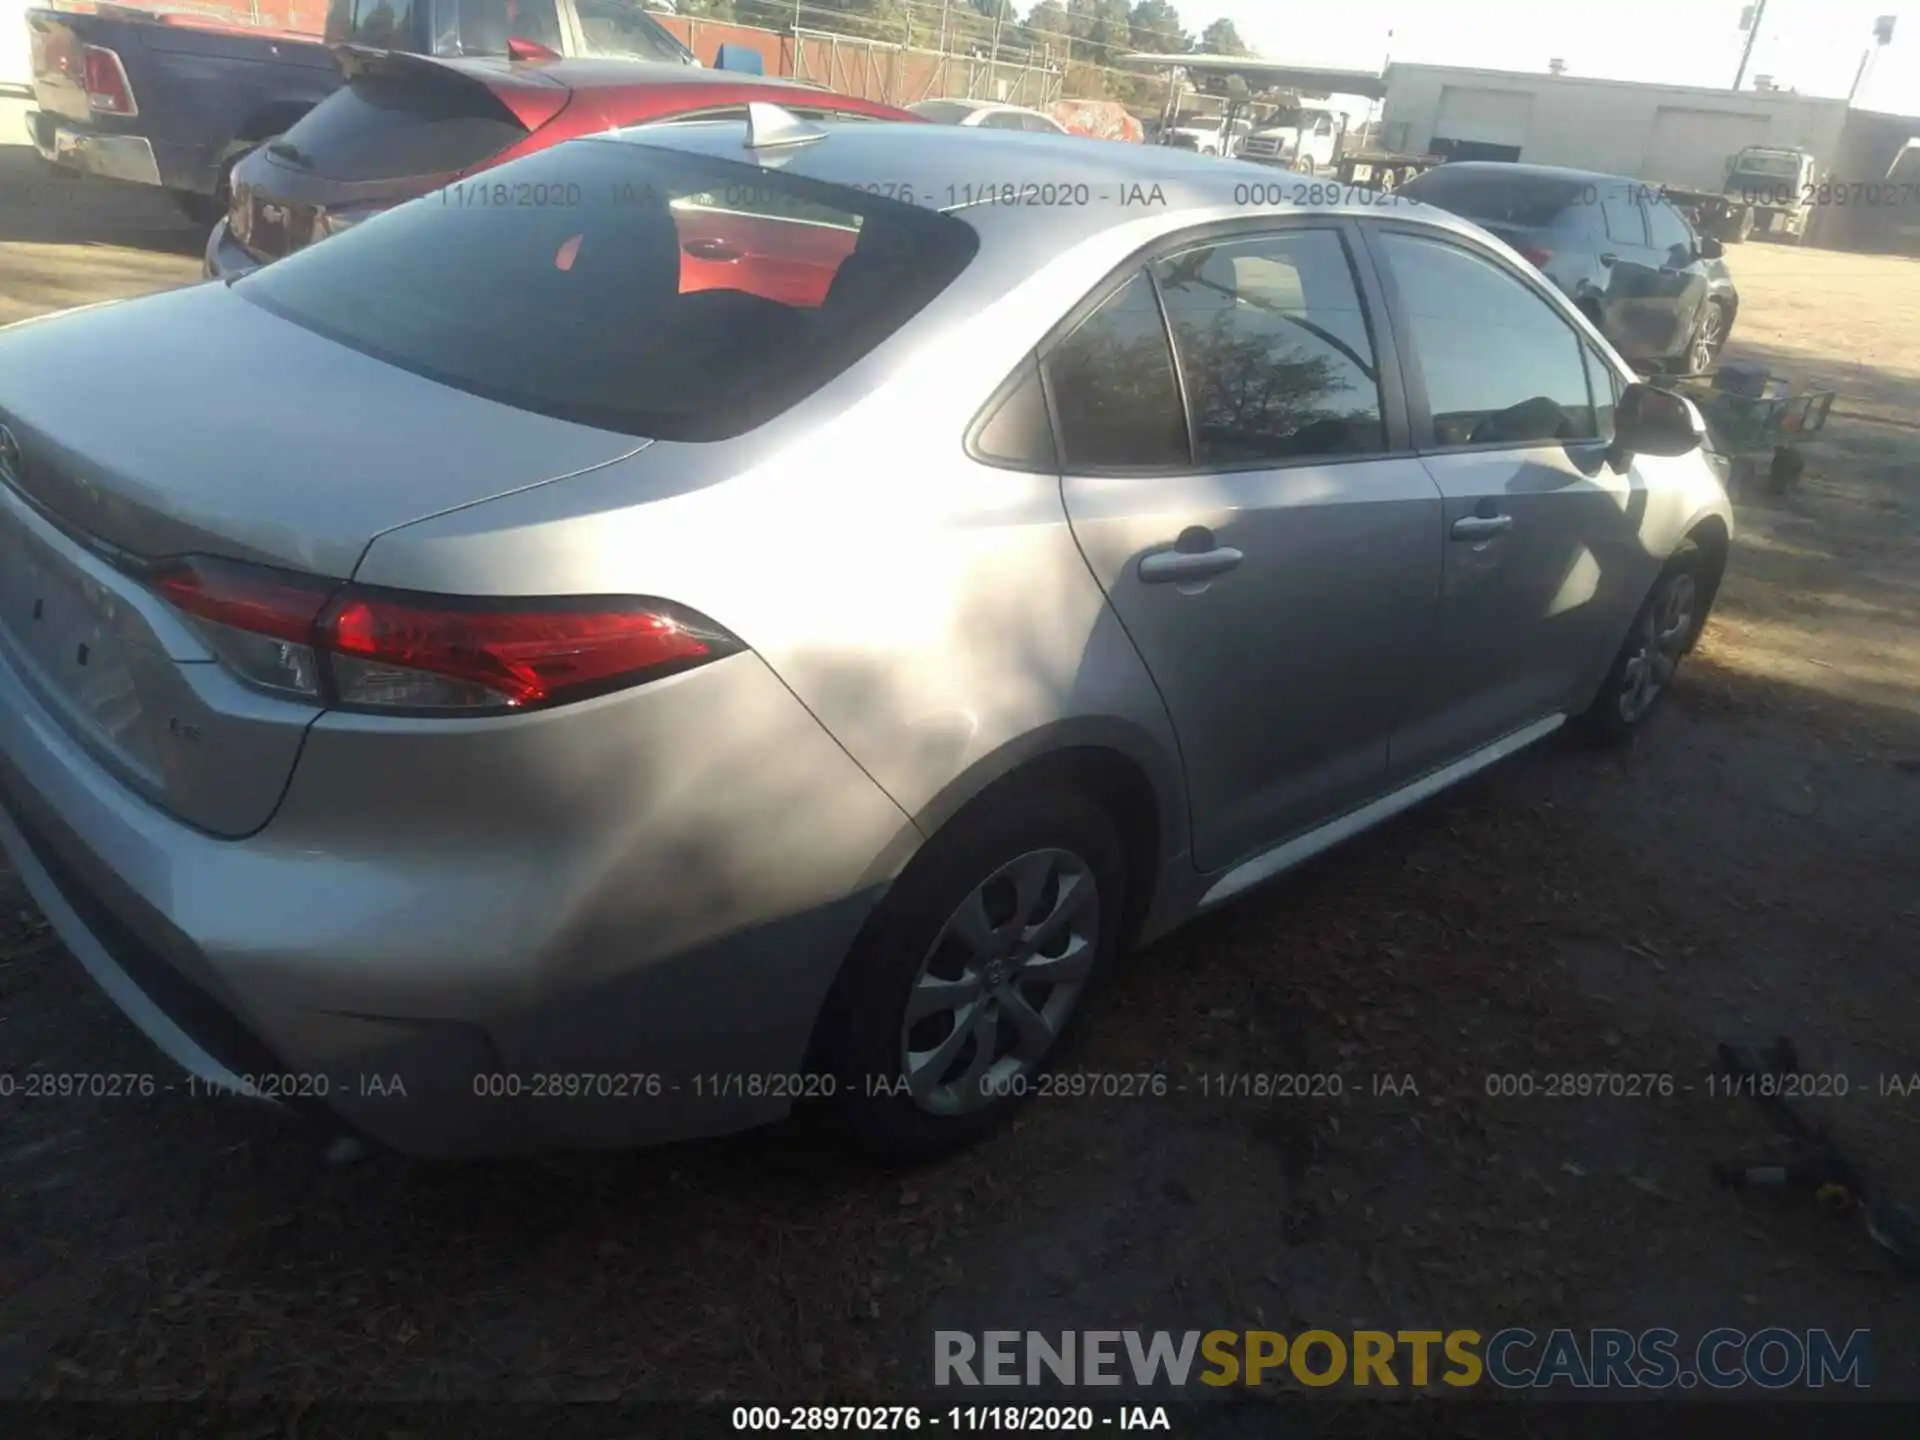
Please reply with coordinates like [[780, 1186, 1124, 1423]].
[[1236, 103, 1343, 174]]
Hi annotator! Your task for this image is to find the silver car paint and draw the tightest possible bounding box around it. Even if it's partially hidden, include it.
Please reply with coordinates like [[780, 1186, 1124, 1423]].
[[0, 124, 1733, 1153]]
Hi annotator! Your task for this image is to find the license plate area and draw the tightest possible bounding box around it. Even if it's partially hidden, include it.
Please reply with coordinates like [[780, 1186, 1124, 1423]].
[[0, 499, 159, 778]]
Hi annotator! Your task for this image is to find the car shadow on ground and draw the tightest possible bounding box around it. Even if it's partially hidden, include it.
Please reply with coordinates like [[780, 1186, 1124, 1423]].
[[0, 148, 206, 257]]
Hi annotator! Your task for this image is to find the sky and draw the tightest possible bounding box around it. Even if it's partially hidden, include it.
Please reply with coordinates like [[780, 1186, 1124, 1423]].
[[1211, 0, 1920, 115]]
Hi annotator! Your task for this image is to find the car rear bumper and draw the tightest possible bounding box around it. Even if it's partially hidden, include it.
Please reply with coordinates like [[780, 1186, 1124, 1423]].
[[28, 109, 162, 187], [204, 218, 260, 280], [0, 630, 914, 1156]]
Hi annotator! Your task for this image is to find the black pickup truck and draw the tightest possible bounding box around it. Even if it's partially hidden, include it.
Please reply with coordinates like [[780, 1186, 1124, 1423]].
[[25, 0, 697, 222]]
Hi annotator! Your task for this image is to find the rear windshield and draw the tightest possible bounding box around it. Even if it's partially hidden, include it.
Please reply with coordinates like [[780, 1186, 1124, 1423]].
[[273, 73, 528, 182], [1731, 150, 1802, 179], [907, 100, 977, 124], [235, 141, 981, 441], [1399, 170, 1591, 229]]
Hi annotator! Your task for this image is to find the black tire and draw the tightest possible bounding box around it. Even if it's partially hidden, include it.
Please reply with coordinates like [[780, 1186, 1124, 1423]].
[[815, 786, 1127, 1158], [1575, 545, 1705, 745], [168, 187, 224, 228]]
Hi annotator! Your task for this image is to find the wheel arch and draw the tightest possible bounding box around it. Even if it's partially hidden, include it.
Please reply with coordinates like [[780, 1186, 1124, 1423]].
[[1681, 511, 1732, 629], [855, 722, 1189, 954]]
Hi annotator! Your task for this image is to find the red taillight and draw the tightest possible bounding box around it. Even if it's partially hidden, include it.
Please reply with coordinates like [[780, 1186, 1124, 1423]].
[[328, 592, 718, 709], [152, 559, 334, 644], [82, 45, 138, 117], [146, 557, 737, 713], [1516, 244, 1554, 268]]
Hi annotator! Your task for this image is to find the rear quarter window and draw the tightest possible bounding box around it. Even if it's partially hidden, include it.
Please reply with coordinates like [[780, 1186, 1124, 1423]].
[[235, 141, 980, 441]]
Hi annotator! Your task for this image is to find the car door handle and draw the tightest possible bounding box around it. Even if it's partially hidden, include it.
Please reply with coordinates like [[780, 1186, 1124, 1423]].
[[1138, 546, 1244, 584], [1599, 252, 1617, 266], [1451, 514, 1513, 540], [683, 238, 743, 261]]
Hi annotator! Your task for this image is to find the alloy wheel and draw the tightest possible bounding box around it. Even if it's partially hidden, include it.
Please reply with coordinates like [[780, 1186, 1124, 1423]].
[[1691, 305, 1723, 373], [1617, 572, 1697, 723], [899, 848, 1100, 1116]]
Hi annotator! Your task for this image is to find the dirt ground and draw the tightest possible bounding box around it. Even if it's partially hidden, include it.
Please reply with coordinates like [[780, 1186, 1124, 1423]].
[[1, 150, 1917, 1410]]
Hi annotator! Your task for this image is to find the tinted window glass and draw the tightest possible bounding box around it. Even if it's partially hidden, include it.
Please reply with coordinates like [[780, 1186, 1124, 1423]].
[[238, 142, 979, 441], [1397, 170, 1590, 229], [979, 110, 1026, 130], [326, 0, 418, 47], [574, 0, 694, 63], [972, 356, 1056, 470], [1150, 229, 1384, 464], [1044, 270, 1188, 471], [1646, 199, 1695, 261], [1600, 187, 1648, 245], [1378, 232, 1597, 447], [1583, 344, 1619, 442], [273, 74, 528, 182], [1019, 112, 1059, 133], [428, 0, 563, 55]]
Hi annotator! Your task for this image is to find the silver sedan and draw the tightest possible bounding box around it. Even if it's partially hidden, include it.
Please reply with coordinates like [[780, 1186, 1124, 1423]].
[[0, 114, 1731, 1157]]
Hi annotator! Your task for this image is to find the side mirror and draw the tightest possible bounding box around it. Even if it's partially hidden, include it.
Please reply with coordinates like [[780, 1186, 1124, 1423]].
[[1697, 235, 1724, 260], [1613, 382, 1706, 459], [714, 43, 763, 73]]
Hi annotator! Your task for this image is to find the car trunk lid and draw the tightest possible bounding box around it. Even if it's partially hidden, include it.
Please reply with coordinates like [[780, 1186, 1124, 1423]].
[[0, 282, 646, 835]]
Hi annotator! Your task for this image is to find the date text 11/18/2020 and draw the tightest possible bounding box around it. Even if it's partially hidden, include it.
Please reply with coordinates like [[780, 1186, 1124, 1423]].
[[731, 1405, 1174, 1432]]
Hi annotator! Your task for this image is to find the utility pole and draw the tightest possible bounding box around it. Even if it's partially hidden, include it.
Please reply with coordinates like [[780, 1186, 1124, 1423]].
[[1733, 0, 1766, 91], [985, 0, 1006, 100], [1848, 16, 1897, 105]]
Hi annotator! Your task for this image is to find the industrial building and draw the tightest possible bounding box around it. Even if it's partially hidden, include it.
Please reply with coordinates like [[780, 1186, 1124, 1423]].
[[1378, 62, 1852, 194]]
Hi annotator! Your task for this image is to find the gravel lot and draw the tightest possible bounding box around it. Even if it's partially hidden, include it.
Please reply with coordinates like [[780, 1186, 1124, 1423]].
[[2, 147, 1917, 1408]]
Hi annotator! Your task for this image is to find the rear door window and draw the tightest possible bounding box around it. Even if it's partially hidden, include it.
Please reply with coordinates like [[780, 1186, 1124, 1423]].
[[1149, 228, 1385, 464], [1043, 270, 1189, 471], [1600, 186, 1648, 245], [326, 0, 421, 47], [270, 72, 529, 181], [572, 0, 695, 63], [236, 140, 979, 441], [428, 0, 564, 56]]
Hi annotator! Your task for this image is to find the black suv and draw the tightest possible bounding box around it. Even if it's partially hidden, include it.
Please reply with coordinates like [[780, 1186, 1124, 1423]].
[[1397, 162, 1738, 374]]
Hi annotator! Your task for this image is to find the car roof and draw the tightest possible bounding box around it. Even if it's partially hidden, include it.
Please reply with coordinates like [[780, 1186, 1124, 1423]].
[[586, 118, 1472, 257], [1412, 160, 1644, 189]]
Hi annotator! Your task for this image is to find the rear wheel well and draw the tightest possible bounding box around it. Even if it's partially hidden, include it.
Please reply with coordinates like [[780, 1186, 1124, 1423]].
[[1011, 747, 1162, 947]]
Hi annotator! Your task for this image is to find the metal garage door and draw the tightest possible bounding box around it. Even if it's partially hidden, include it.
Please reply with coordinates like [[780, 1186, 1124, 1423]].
[[1641, 107, 1772, 191], [1434, 86, 1535, 158]]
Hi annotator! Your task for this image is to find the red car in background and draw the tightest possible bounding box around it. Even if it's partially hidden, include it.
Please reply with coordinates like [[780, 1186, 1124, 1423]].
[[205, 50, 920, 281]]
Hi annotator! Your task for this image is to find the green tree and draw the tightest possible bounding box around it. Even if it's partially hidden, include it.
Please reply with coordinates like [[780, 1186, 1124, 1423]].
[[1196, 15, 1249, 53], [1126, 0, 1186, 53]]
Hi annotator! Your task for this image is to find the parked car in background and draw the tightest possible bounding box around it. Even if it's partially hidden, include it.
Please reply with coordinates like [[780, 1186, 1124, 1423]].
[[1398, 162, 1737, 374], [1237, 104, 1343, 174], [24, 0, 700, 223], [0, 116, 1732, 1161], [207, 55, 917, 278], [1160, 113, 1249, 157], [906, 98, 1065, 134]]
